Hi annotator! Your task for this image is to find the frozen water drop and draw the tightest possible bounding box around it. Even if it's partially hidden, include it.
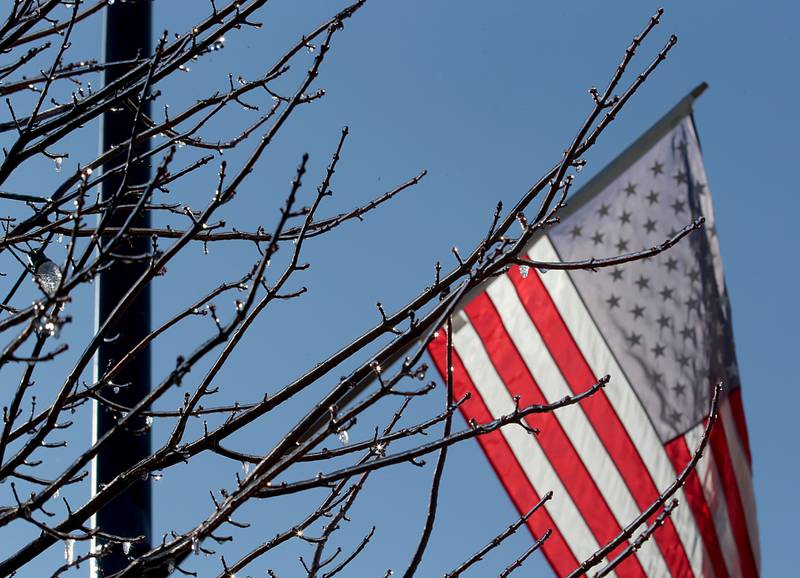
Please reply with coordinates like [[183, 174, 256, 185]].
[[338, 430, 349, 445], [242, 461, 250, 474], [519, 265, 530, 279], [122, 541, 131, 555], [34, 258, 62, 297], [54, 157, 63, 172], [46, 321, 58, 337]]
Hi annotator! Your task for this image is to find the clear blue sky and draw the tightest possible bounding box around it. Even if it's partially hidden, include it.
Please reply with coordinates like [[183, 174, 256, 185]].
[[5, 1, 797, 576]]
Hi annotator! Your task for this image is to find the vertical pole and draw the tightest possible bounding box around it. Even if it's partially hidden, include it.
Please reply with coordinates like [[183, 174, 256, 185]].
[[93, 1, 152, 575]]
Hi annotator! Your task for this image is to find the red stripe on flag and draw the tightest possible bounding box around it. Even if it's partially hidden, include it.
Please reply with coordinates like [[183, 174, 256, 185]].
[[727, 388, 752, 467], [428, 332, 578, 577], [665, 435, 731, 578], [710, 415, 759, 578], [508, 267, 694, 578], [465, 294, 645, 578]]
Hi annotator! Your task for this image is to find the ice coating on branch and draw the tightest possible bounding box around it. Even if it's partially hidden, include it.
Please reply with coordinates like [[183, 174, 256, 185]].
[[64, 539, 74, 564]]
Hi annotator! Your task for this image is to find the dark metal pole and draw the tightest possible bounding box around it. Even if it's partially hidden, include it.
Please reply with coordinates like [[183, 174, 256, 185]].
[[93, 2, 152, 576]]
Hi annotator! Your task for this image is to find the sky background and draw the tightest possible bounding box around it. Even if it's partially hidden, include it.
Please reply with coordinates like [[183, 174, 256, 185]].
[[2, 1, 798, 576]]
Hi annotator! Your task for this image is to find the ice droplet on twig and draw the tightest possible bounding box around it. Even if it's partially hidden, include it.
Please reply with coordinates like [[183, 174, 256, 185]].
[[242, 461, 250, 474], [122, 541, 131, 555], [54, 157, 63, 172], [519, 265, 530, 279], [191, 536, 200, 555], [338, 430, 349, 445], [35, 259, 62, 297]]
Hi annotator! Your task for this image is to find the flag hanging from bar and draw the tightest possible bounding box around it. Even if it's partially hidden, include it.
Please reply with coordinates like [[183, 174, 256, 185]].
[[428, 89, 759, 578]]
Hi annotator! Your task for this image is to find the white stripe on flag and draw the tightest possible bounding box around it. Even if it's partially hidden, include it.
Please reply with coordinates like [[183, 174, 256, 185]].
[[719, 402, 760, 568], [485, 275, 670, 576], [451, 315, 610, 571], [531, 235, 709, 578], [685, 424, 743, 578]]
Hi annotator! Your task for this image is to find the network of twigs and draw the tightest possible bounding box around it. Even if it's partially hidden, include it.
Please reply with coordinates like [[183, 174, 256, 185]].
[[0, 2, 717, 577]]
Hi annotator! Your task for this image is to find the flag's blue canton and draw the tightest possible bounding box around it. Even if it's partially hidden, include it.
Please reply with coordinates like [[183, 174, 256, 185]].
[[547, 118, 739, 443]]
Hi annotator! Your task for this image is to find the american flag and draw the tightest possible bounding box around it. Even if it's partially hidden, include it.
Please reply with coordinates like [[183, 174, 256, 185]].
[[428, 93, 759, 578]]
